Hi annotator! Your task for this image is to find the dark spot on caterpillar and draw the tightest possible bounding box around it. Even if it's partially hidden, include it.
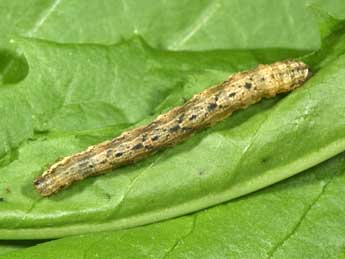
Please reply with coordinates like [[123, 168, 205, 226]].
[[214, 95, 219, 101], [181, 97, 188, 103], [249, 77, 253, 81], [58, 183, 67, 189], [228, 92, 236, 98], [132, 143, 144, 150], [244, 82, 252, 89], [177, 113, 185, 123], [100, 159, 108, 164], [151, 136, 159, 141], [115, 152, 123, 157], [260, 77, 265, 82], [141, 134, 147, 141], [189, 114, 197, 121], [198, 171, 204, 176], [106, 149, 113, 157], [207, 103, 217, 111], [169, 125, 181, 133], [0, 197, 5, 202], [145, 145, 154, 150]]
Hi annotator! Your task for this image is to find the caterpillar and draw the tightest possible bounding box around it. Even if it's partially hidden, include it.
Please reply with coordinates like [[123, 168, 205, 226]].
[[34, 60, 310, 196]]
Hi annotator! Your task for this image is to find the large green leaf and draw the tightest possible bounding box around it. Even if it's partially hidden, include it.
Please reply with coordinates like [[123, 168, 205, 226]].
[[1, 3, 345, 259], [0, 0, 323, 86], [312, 0, 345, 19], [1, 6, 345, 240], [2, 153, 345, 259], [0, 241, 41, 256], [0, 0, 321, 50]]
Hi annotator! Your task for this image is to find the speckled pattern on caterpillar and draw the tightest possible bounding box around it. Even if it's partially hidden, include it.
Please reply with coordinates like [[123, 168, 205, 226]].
[[34, 60, 310, 196]]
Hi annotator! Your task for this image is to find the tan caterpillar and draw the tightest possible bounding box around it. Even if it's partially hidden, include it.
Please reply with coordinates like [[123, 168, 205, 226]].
[[34, 60, 310, 196]]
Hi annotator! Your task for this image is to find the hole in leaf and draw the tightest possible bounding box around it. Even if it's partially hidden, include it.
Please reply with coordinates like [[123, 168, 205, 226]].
[[0, 49, 29, 85]]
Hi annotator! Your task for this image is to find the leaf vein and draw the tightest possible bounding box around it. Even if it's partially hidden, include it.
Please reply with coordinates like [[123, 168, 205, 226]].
[[267, 172, 338, 258], [161, 214, 197, 259], [169, 0, 221, 50], [27, 0, 62, 36], [110, 155, 163, 214]]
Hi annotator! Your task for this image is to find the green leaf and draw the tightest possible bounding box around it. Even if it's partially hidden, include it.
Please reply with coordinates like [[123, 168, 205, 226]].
[[0, 0, 320, 50], [2, 153, 345, 259], [0, 37, 306, 238], [0, 0, 322, 86], [310, 0, 345, 19], [0, 241, 42, 256], [1, 7, 345, 239], [1, 6, 345, 259], [0, 1, 345, 258]]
